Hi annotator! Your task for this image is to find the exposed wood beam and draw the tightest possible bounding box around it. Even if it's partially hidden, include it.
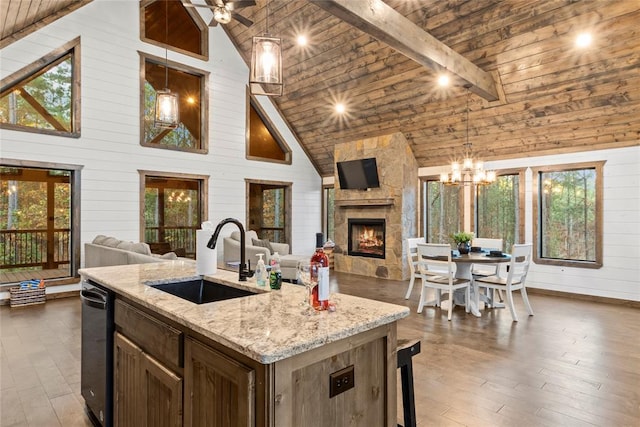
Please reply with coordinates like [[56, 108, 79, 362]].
[[312, 0, 500, 101]]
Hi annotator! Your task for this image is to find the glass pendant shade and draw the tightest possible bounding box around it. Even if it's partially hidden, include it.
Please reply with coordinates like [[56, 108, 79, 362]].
[[154, 89, 179, 129], [250, 35, 283, 96]]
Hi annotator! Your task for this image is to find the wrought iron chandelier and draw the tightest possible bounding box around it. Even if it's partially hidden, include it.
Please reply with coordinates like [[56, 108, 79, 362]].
[[440, 85, 496, 186]]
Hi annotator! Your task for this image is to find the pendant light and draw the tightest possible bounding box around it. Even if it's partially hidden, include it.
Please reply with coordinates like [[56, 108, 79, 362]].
[[249, 0, 283, 96], [154, 0, 179, 129], [440, 85, 496, 186]]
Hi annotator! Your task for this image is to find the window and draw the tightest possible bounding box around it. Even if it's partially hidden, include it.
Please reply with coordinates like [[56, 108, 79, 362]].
[[246, 95, 291, 164], [532, 162, 604, 268], [140, 0, 208, 60], [475, 170, 525, 251], [422, 178, 462, 243], [323, 186, 335, 242], [140, 171, 208, 259], [1, 161, 82, 285], [246, 180, 291, 244], [0, 38, 80, 137], [140, 53, 209, 153]]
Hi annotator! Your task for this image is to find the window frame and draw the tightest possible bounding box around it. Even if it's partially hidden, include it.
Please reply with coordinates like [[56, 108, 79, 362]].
[[0, 37, 81, 137], [473, 168, 526, 249], [420, 176, 464, 243], [139, 51, 209, 154], [139, 0, 209, 61], [245, 90, 292, 164], [245, 178, 292, 247], [322, 185, 335, 243], [1, 158, 82, 286], [138, 169, 209, 257], [532, 161, 604, 269]]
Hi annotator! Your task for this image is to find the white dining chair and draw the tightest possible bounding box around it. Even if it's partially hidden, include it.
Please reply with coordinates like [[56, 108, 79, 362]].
[[473, 243, 534, 322], [416, 243, 470, 321], [471, 237, 504, 306], [404, 237, 425, 299]]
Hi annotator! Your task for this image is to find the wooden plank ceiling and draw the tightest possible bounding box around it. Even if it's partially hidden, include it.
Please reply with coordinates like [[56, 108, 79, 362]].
[[0, 0, 92, 48], [221, 0, 640, 175], [2, 0, 639, 176]]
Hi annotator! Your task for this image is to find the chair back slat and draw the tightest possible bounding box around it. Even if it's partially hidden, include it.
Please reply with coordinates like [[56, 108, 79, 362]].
[[416, 243, 454, 278], [406, 237, 425, 275], [507, 244, 532, 283]]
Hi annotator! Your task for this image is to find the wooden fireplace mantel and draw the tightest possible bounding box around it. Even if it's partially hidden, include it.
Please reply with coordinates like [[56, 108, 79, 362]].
[[335, 198, 395, 207]]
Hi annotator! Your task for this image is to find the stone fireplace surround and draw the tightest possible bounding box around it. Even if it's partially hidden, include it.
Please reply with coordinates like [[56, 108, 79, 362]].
[[333, 133, 418, 280]]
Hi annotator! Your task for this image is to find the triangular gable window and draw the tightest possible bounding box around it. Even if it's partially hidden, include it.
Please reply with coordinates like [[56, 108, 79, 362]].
[[0, 38, 80, 137], [141, 0, 208, 60], [247, 96, 292, 164]]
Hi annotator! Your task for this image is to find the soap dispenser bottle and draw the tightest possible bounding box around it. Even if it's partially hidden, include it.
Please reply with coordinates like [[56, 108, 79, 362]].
[[255, 254, 267, 286]]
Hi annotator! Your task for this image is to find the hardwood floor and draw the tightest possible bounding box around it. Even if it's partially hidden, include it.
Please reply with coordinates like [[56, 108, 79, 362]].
[[1, 270, 639, 426], [1, 298, 92, 426]]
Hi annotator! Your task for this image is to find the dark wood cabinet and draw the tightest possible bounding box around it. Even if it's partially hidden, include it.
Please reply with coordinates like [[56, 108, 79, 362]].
[[110, 295, 395, 427], [114, 332, 183, 427], [184, 337, 256, 427]]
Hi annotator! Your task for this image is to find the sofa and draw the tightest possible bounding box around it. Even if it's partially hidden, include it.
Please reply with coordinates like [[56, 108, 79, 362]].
[[223, 230, 308, 281], [85, 235, 180, 268]]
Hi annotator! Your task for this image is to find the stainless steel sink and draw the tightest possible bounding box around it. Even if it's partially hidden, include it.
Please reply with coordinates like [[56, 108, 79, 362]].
[[150, 279, 254, 304]]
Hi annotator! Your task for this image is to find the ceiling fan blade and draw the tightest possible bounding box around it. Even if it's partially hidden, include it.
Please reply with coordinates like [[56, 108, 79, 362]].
[[231, 12, 253, 27], [224, 1, 256, 11], [207, 17, 220, 27]]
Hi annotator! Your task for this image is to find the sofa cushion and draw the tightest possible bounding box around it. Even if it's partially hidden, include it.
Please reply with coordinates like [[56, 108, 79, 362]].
[[230, 230, 259, 243], [152, 252, 178, 260], [117, 241, 151, 256], [92, 235, 109, 245], [252, 238, 274, 254], [101, 236, 122, 248]]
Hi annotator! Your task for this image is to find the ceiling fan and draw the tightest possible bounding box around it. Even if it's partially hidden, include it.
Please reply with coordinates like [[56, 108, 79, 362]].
[[182, 1, 256, 28]]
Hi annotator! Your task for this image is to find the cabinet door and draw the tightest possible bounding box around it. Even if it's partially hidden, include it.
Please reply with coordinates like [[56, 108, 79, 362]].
[[114, 332, 143, 427], [184, 337, 255, 427], [114, 332, 183, 427], [141, 352, 183, 427]]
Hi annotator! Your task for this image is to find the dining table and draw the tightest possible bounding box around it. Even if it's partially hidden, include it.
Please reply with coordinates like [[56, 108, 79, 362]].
[[445, 251, 511, 317]]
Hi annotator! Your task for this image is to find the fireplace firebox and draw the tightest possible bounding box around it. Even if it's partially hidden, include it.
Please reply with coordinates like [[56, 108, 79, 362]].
[[348, 218, 385, 259]]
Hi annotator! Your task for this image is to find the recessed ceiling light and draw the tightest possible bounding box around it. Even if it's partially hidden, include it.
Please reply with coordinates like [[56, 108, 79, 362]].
[[437, 74, 450, 87], [335, 103, 346, 114], [575, 32, 592, 48], [297, 35, 308, 46]]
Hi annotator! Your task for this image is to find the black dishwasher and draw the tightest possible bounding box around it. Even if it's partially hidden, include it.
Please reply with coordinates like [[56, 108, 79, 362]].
[[81, 280, 114, 427]]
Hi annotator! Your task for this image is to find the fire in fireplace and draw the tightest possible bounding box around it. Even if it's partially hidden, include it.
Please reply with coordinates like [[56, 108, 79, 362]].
[[348, 218, 385, 259]]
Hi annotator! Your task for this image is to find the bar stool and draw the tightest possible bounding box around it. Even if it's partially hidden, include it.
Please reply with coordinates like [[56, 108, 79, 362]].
[[397, 338, 421, 427]]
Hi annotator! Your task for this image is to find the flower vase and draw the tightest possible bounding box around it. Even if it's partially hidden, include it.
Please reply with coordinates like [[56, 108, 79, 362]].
[[457, 242, 470, 255]]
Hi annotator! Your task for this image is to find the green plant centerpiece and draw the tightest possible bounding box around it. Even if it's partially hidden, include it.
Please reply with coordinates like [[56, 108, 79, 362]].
[[452, 231, 474, 254]]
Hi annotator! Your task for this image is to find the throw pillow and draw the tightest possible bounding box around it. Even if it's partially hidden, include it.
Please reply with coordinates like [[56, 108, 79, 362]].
[[92, 235, 109, 245], [102, 237, 121, 248], [252, 238, 274, 254], [160, 251, 178, 260]]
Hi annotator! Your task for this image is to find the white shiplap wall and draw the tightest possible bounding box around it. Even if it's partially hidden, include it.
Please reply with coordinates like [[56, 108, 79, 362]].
[[0, 0, 322, 297], [418, 146, 640, 302]]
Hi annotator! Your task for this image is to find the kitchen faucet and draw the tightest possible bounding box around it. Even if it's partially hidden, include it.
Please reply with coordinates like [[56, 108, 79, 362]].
[[207, 218, 252, 281]]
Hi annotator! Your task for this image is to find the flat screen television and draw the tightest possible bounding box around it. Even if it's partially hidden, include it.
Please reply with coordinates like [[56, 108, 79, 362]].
[[336, 158, 380, 190]]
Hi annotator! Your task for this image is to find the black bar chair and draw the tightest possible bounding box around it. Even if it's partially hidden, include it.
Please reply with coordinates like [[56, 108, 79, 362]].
[[397, 339, 421, 427]]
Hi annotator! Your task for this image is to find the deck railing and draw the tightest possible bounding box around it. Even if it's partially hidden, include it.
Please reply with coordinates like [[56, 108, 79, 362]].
[[144, 226, 198, 258], [0, 229, 70, 270]]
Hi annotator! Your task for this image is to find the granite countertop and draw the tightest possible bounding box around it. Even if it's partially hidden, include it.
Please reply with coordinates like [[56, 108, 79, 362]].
[[79, 261, 409, 364]]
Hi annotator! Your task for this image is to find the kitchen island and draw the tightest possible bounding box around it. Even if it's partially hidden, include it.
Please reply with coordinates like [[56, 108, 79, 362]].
[[80, 261, 409, 427]]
